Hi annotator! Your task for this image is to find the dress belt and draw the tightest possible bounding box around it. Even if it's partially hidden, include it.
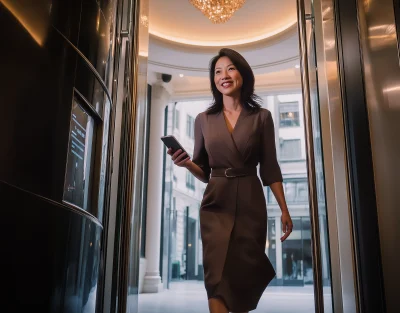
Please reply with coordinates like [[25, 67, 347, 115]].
[[211, 167, 257, 178]]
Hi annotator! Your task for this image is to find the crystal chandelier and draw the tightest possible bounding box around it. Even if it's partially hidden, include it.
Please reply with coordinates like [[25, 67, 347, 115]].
[[189, 0, 246, 24]]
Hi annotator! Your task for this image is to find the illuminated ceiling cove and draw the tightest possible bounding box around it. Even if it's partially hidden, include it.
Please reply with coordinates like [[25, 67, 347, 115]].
[[149, 0, 297, 46], [147, 0, 301, 93]]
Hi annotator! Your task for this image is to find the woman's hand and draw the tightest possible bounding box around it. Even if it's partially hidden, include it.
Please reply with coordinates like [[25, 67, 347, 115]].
[[280, 210, 293, 242], [167, 148, 208, 183], [168, 148, 191, 168]]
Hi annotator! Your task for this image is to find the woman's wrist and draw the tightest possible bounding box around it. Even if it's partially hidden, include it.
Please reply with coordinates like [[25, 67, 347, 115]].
[[281, 207, 289, 214], [184, 159, 193, 170]]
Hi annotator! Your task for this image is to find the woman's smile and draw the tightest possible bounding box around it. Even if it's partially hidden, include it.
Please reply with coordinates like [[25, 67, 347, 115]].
[[221, 81, 233, 88]]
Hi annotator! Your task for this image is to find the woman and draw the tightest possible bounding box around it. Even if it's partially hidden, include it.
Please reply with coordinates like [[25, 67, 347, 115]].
[[168, 48, 293, 313]]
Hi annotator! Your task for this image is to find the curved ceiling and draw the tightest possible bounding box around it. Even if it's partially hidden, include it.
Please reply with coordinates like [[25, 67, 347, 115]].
[[148, 30, 299, 78], [149, 0, 297, 46]]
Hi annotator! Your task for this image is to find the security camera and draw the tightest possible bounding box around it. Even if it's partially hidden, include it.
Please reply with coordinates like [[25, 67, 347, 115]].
[[161, 73, 172, 83]]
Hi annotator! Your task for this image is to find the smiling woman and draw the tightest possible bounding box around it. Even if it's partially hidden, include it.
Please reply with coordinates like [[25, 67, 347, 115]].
[[167, 48, 293, 313]]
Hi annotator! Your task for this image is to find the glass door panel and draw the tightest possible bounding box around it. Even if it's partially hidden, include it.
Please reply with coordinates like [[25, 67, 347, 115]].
[[282, 218, 304, 286], [297, 0, 334, 312]]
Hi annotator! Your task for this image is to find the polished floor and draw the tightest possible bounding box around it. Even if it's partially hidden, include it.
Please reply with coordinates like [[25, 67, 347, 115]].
[[138, 280, 331, 313]]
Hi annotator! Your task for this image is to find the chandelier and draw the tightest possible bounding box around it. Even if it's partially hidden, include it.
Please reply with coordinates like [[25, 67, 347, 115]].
[[189, 0, 246, 24]]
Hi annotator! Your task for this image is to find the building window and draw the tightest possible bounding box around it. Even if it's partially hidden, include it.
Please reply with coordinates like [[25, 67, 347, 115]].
[[285, 182, 297, 202], [297, 181, 309, 202], [175, 109, 180, 129], [267, 180, 308, 204], [280, 139, 302, 160], [279, 102, 300, 127], [186, 115, 195, 139], [186, 171, 195, 190]]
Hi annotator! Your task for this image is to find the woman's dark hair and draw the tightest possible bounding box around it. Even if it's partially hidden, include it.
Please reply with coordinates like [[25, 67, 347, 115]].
[[207, 48, 262, 114]]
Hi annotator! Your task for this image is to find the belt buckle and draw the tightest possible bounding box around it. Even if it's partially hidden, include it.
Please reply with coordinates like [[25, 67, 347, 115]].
[[225, 168, 235, 178]]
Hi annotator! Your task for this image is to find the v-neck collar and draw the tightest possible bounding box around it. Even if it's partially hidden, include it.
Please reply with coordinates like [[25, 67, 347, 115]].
[[215, 107, 252, 164], [222, 107, 246, 134], [223, 112, 234, 134]]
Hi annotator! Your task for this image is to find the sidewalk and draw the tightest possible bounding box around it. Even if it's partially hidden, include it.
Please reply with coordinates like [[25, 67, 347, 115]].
[[138, 280, 331, 313]]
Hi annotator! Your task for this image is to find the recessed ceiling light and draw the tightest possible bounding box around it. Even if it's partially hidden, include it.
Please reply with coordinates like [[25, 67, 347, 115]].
[[179, 74, 184, 77], [295, 64, 300, 69]]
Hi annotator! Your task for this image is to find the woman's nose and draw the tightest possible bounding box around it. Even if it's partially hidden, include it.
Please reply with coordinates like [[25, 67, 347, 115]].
[[221, 72, 230, 80]]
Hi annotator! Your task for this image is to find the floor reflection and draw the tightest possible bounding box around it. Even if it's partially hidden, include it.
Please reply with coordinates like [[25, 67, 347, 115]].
[[138, 281, 327, 313], [82, 285, 97, 313]]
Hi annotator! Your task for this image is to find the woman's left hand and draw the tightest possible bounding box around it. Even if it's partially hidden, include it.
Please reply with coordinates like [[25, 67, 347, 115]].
[[280, 210, 293, 242]]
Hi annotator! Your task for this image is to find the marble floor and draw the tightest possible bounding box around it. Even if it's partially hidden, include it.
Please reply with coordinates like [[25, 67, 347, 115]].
[[138, 280, 331, 313]]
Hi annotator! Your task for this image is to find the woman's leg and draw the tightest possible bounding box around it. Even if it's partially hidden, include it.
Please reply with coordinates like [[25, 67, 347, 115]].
[[208, 297, 250, 313], [208, 298, 229, 313]]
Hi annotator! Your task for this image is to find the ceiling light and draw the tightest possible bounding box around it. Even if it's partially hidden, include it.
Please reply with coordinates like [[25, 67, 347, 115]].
[[189, 0, 246, 24], [179, 74, 184, 77]]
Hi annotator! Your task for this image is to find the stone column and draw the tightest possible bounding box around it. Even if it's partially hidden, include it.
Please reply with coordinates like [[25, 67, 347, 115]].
[[142, 84, 170, 293]]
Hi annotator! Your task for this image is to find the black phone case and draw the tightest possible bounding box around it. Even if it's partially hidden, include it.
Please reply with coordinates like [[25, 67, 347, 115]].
[[161, 136, 188, 155]]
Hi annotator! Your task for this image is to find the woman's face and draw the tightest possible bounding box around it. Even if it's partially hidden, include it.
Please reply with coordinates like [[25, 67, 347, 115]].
[[214, 56, 243, 98]]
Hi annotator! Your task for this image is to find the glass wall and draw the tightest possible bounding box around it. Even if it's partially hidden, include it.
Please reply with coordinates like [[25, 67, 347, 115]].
[[161, 100, 209, 286]]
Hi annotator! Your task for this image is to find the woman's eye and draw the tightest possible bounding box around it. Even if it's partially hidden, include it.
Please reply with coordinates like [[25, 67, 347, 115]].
[[229, 67, 235, 71], [215, 71, 220, 75]]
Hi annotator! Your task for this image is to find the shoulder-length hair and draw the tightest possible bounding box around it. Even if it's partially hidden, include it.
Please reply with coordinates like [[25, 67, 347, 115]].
[[207, 48, 262, 114]]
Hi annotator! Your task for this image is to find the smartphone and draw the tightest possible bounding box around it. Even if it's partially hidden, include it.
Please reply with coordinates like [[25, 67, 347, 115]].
[[161, 135, 189, 156]]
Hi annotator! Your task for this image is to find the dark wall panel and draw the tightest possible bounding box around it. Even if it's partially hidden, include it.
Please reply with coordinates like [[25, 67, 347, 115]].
[[0, 0, 114, 203], [1, 181, 102, 313], [0, 0, 115, 311], [0, 3, 77, 200]]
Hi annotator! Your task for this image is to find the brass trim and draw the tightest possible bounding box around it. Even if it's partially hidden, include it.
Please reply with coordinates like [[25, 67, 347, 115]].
[[52, 26, 112, 104], [117, 0, 142, 311], [62, 200, 103, 227], [73, 88, 103, 122], [0, 180, 103, 228]]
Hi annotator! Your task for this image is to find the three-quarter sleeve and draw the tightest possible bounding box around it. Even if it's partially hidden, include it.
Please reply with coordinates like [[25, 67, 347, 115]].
[[192, 113, 211, 181], [259, 110, 283, 186]]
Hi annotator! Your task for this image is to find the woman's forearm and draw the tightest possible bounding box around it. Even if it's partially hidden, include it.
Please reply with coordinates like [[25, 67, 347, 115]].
[[270, 182, 289, 213], [185, 160, 209, 183]]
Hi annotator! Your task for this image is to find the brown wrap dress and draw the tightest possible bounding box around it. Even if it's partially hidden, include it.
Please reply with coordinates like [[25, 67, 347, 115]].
[[192, 107, 283, 312]]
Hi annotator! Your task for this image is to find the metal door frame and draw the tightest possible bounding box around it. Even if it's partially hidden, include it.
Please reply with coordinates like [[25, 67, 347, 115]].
[[297, 0, 362, 312]]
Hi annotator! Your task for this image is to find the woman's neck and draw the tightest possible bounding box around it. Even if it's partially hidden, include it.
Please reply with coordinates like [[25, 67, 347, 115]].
[[222, 95, 242, 113]]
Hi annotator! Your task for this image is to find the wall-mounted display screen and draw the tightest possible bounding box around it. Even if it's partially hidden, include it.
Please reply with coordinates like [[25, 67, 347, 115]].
[[63, 99, 95, 210]]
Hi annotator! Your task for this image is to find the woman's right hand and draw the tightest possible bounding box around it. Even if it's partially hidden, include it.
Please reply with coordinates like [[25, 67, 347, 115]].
[[167, 148, 191, 168]]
